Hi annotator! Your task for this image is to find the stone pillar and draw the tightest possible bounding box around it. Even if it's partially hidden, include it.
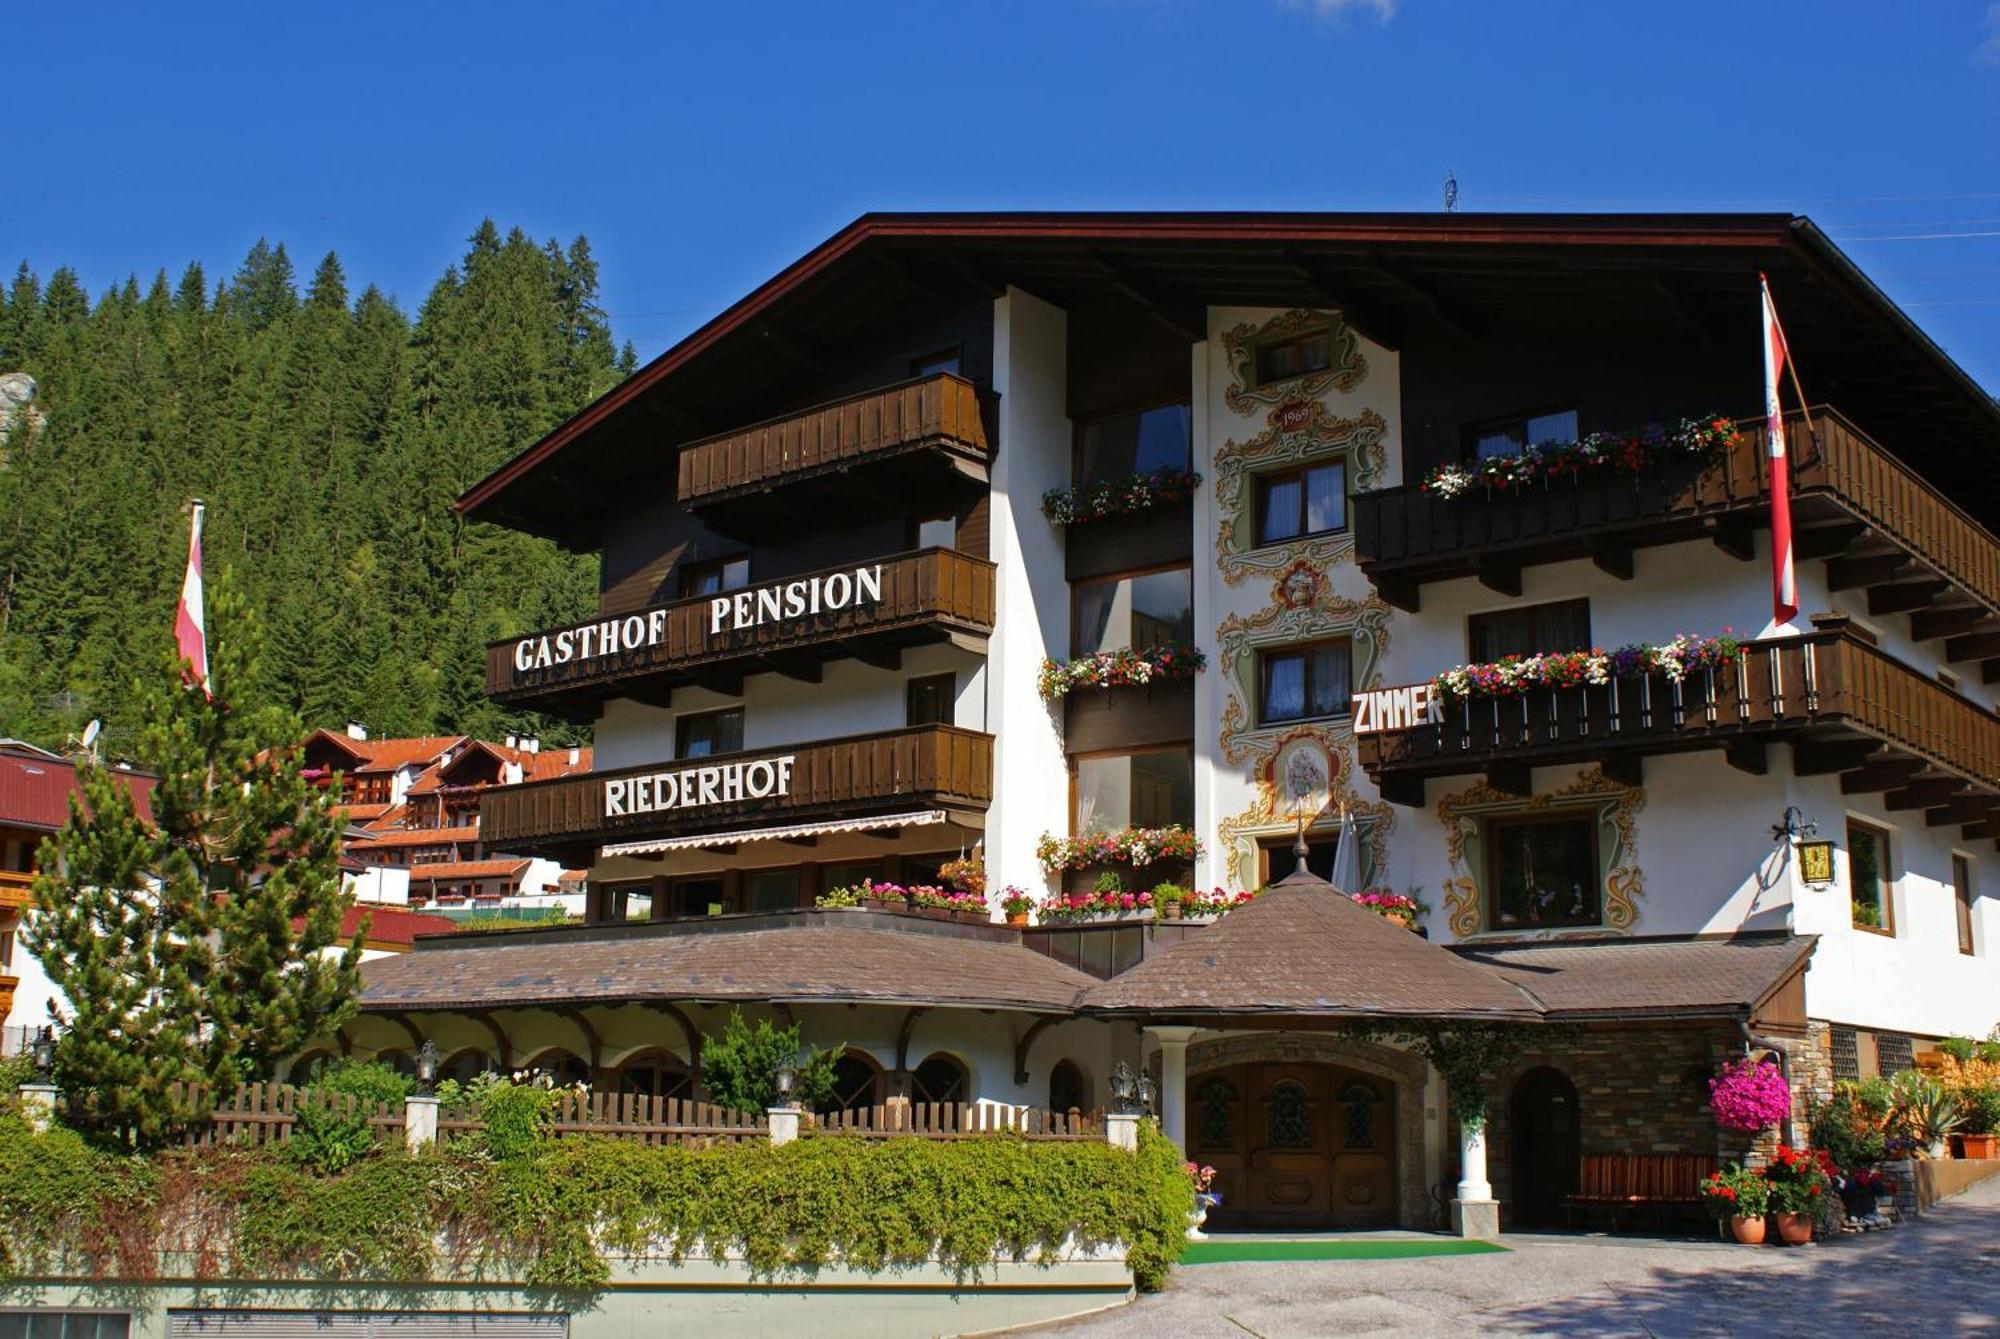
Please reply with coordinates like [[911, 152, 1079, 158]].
[[768, 1107, 801, 1147], [1146, 1026, 1199, 1151], [1104, 1110, 1139, 1152], [1452, 1115, 1501, 1239], [404, 1094, 439, 1152], [17, 1083, 56, 1134]]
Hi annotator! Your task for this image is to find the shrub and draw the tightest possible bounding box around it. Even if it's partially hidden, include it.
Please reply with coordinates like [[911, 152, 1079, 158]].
[[284, 1059, 415, 1176], [1957, 1085, 2000, 1136], [1938, 1036, 1977, 1063], [1810, 1091, 1887, 1170], [699, 1010, 837, 1116], [470, 1073, 562, 1162]]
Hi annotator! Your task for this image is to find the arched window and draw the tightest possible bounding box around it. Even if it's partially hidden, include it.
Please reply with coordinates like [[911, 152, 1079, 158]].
[[440, 1049, 492, 1086], [1339, 1080, 1380, 1150], [290, 1049, 334, 1082], [1049, 1059, 1086, 1115], [1196, 1077, 1238, 1150], [374, 1049, 415, 1078], [821, 1050, 883, 1116], [911, 1053, 969, 1106], [524, 1049, 591, 1089], [614, 1050, 693, 1102], [1266, 1079, 1311, 1148]]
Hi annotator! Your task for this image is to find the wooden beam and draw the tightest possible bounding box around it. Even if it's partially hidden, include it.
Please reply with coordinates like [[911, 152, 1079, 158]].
[[861, 826, 903, 842], [1379, 773, 1426, 808], [1724, 739, 1768, 776], [1884, 780, 1968, 811], [1840, 759, 1928, 794], [851, 643, 904, 672], [1374, 577, 1421, 614], [691, 671, 744, 698], [1868, 580, 1948, 617], [1826, 553, 1911, 592], [1704, 516, 1756, 562], [1474, 557, 1521, 598], [895, 1007, 930, 1075], [1794, 522, 1867, 561], [1791, 739, 1879, 777], [1089, 253, 1205, 343], [768, 656, 823, 685], [1486, 764, 1533, 798], [1588, 539, 1634, 581], [1927, 799, 1999, 828], [1910, 607, 1988, 643], [1600, 752, 1644, 787], [1945, 631, 2000, 662], [775, 834, 819, 847]]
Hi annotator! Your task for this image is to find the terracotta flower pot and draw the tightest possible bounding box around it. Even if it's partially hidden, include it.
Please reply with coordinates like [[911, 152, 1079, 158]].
[[1006, 911, 1029, 928], [1161, 902, 1183, 920], [1963, 1132, 1999, 1160], [1772, 1211, 1813, 1245], [1730, 1214, 1766, 1245]]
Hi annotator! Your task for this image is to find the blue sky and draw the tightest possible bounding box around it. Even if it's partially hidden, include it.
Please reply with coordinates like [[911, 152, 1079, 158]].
[[5, 2, 1998, 389]]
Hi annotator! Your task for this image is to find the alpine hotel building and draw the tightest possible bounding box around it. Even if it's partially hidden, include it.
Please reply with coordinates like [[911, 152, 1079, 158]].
[[351, 213, 2000, 1234]]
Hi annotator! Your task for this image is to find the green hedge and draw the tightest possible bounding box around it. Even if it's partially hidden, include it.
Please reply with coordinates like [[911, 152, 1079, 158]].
[[0, 1110, 1189, 1292]]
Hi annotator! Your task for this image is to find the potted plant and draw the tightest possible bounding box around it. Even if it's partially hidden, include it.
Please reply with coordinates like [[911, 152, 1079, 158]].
[[1893, 1071, 1963, 1158], [1185, 1160, 1219, 1240], [814, 885, 863, 909], [1764, 1144, 1832, 1244], [1700, 1164, 1771, 1244], [1349, 888, 1427, 929], [1957, 1085, 2000, 1160], [997, 887, 1035, 928], [1154, 882, 1186, 920]]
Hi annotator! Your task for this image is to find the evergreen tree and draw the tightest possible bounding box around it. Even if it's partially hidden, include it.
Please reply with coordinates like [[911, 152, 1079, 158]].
[[25, 581, 363, 1148]]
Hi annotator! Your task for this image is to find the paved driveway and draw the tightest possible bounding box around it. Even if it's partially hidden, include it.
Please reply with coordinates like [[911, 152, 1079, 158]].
[[1020, 1176, 2000, 1337]]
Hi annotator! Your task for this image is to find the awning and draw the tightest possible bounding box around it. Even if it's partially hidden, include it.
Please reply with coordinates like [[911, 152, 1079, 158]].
[[599, 809, 950, 857]]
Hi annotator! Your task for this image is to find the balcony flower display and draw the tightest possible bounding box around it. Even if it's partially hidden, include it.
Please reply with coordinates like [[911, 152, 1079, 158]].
[[939, 854, 985, 896], [1430, 633, 1742, 703], [997, 886, 1036, 927], [911, 886, 988, 920], [1037, 644, 1205, 701], [1040, 886, 1155, 923], [1420, 414, 1742, 499], [1349, 888, 1428, 928], [1035, 825, 1204, 874], [1708, 1057, 1793, 1132], [1182, 887, 1258, 918], [1041, 465, 1203, 526]]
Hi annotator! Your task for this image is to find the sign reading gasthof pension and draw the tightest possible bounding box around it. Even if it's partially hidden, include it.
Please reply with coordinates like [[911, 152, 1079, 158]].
[[1349, 683, 1442, 735], [605, 754, 797, 818], [510, 564, 883, 677]]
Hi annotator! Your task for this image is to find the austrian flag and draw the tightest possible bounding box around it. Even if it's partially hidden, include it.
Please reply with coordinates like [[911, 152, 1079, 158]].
[[1760, 274, 1799, 631], [176, 500, 210, 695]]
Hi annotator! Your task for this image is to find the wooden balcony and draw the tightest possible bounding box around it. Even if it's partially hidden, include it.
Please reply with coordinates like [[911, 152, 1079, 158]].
[[479, 725, 994, 861], [1355, 409, 2000, 675], [0, 868, 32, 910], [675, 373, 992, 527], [0, 974, 15, 1019], [486, 547, 995, 718], [1356, 616, 2000, 848]]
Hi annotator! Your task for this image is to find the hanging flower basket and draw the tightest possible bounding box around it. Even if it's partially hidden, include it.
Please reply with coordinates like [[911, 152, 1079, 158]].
[[1419, 415, 1741, 499], [1709, 1058, 1793, 1132]]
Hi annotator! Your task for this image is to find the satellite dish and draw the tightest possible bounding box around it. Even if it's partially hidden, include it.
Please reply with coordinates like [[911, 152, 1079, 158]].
[[80, 719, 101, 748]]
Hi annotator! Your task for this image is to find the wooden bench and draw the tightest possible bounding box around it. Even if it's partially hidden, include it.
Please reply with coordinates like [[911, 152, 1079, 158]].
[[1563, 1154, 1718, 1230]]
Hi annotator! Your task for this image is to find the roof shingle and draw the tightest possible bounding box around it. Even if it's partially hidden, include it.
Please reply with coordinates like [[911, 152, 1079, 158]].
[[1453, 934, 1816, 1020]]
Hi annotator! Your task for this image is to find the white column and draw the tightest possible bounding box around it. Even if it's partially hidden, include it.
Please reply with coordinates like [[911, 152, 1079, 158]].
[[1146, 1026, 1200, 1150], [404, 1094, 439, 1152], [1457, 1118, 1493, 1201], [1104, 1110, 1139, 1152], [768, 1106, 801, 1147], [18, 1083, 56, 1134]]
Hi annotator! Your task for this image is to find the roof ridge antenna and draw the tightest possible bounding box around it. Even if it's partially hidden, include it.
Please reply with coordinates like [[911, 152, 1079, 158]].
[[1444, 169, 1458, 214]]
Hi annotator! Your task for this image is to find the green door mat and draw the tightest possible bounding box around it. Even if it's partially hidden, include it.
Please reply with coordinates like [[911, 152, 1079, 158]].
[[1179, 1239, 1508, 1264]]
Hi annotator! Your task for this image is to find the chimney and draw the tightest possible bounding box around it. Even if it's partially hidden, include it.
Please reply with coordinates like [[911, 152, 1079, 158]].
[[522, 736, 540, 754], [346, 721, 368, 741], [568, 746, 581, 765], [505, 734, 518, 750]]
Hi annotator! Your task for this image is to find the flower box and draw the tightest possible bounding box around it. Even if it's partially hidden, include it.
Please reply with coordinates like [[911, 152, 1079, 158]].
[[1041, 465, 1202, 527], [1038, 645, 1205, 702], [1036, 826, 1203, 875], [1419, 414, 1740, 499]]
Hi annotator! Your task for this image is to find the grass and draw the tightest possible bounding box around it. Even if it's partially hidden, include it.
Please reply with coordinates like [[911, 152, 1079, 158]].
[[1178, 1238, 1509, 1264]]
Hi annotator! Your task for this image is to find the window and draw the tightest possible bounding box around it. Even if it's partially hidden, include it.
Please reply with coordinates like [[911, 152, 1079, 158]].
[[1196, 1077, 1238, 1149], [1830, 1026, 1860, 1082], [674, 876, 726, 917], [678, 553, 750, 598], [1255, 328, 1333, 386], [1074, 567, 1194, 654], [1075, 747, 1194, 835], [1075, 403, 1191, 489], [675, 707, 743, 759], [745, 868, 800, 914], [1258, 834, 1339, 884], [1467, 407, 1578, 463], [1955, 854, 1977, 956], [1339, 1080, 1380, 1150], [0, 928, 11, 970], [0, 1312, 131, 1339], [1255, 460, 1347, 545], [1468, 598, 1592, 663], [1258, 640, 1352, 726], [525, 1049, 591, 1088], [1848, 820, 1893, 934], [912, 348, 960, 378], [1488, 813, 1601, 929], [906, 673, 956, 727], [913, 511, 957, 549], [821, 1051, 883, 1116], [1876, 1033, 1915, 1076], [821, 860, 882, 894], [616, 1050, 693, 1101], [911, 1053, 969, 1106], [1266, 1079, 1312, 1148]]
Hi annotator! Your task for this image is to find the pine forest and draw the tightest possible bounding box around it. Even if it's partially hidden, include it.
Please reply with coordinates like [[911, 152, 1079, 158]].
[[0, 221, 637, 754]]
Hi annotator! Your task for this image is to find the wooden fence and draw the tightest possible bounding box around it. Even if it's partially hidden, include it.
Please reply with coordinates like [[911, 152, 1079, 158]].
[[177, 1082, 403, 1148], [436, 1091, 770, 1146], [810, 1103, 1100, 1141]]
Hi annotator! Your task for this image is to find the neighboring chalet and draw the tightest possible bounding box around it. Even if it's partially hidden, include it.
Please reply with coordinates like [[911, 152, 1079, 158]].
[[0, 741, 156, 1047], [334, 212, 2000, 1234], [302, 726, 592, 914]]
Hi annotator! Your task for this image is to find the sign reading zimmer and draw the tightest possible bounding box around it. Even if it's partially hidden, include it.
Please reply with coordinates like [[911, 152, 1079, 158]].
[[510, 563, 884, 677], [604, 755, 797, 817], [1349, 683, 1442, 735]]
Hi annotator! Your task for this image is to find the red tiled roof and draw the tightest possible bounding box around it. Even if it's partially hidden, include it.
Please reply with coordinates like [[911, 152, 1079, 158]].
[[346, 735, 467, 775], [407, 858, 531, 882], [410, 741, 593, 794], [0, 747, 156, 833], [349, 824, 479, 849], [342, 802, 393, 823], [308, 904, 461, 950]]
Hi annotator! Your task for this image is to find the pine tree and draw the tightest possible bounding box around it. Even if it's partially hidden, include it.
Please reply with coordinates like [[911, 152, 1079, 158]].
[[23, 581, 364, 1149]]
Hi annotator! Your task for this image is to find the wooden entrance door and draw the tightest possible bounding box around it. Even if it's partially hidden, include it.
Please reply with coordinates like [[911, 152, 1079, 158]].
[[1186, 1062, 1397, 1229], [1508, 1066, 1580, 1227]]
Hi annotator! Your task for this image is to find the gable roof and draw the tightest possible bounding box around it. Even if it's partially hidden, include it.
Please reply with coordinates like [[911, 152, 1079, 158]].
[[1081, 870, 1538, 1021], [0, 746, 156, 833], [457, 211, 2000, 543], [1453, 933, 1817, 1023]]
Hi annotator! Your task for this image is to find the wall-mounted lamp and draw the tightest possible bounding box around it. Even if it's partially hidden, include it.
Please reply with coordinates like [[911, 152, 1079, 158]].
[[1772, 806, 1818, 845]]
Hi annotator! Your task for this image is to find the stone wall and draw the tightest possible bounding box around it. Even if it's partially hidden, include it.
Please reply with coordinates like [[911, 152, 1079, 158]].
[[1479, 1024, 1752, 1207]]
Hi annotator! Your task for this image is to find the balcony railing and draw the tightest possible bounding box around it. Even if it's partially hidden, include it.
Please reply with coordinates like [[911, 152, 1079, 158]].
[[676, 372, 992, 508], [1355, 618, 2000, 814], [485, 547, 995, 714], [0, 868, 32, 910], [479, 725, 994, 856], [1355, 408, 2000, 628]]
